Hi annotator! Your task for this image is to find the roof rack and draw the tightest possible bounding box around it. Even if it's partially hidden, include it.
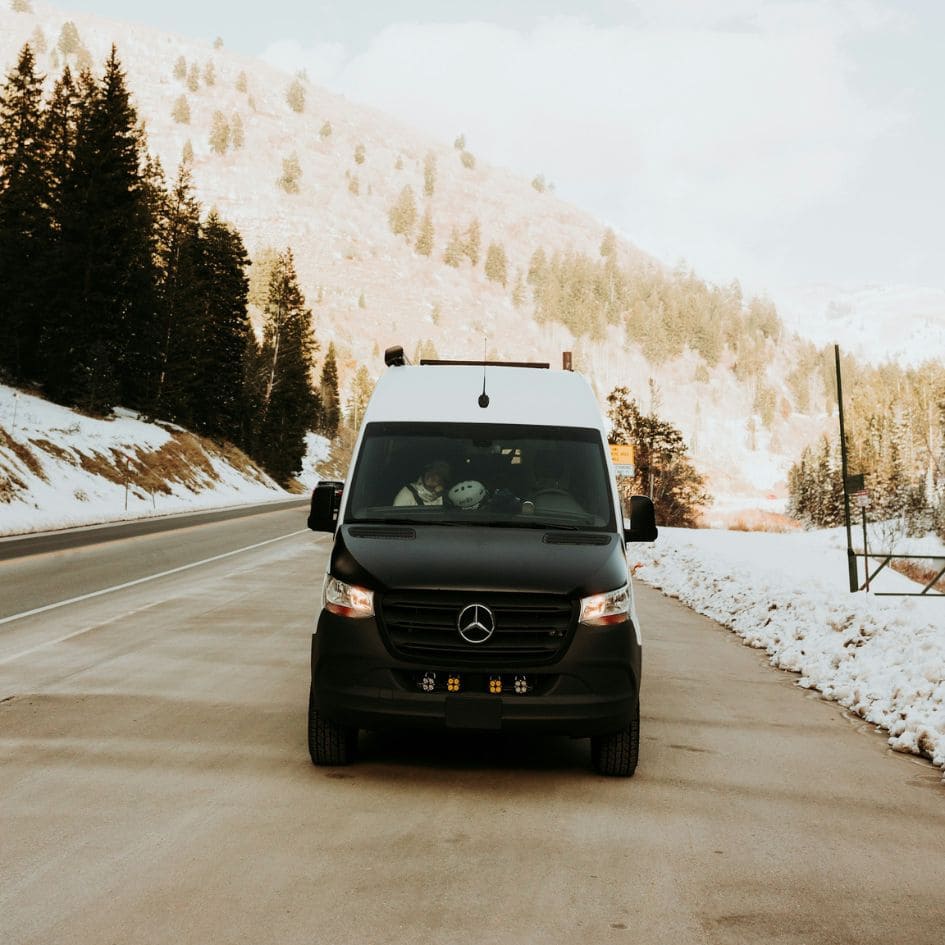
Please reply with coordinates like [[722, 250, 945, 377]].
[[419, 359, 549, 369]]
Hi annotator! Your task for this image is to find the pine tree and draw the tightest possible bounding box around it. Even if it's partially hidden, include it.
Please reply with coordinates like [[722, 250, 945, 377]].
[[11, 0, 34, 12], [460, 150, 475, 169], [443, 227, 463, 267], [414, 207, 434, 256], [600, 228, 616, 257], [531, 174, 547, 193], [286, 78, 305, 113], [318, 342, 341, 438], [172, 94, 190, 124], [345, 365, 374, 431], [236, 71, 248, 93], [53, 48, 161, 410], [423, 150, 436, 197], [388, 184, 417, 238], [173, 56, 187, 81], [253, 249, 319, 482], [354, 143, 365, 165], [511, 270, 526, 308], [186, 62, 199, 92], [278, 153, 301, 193], [463, 218, 480, 266], [30, 27, 46, 55], [182, 138, 194, 164], [0, 44, 50, 382], [153, 162, 202, 422], [231, 112, 244, 149], [191, 212, 252, 442], [484, 242, 508, 287], [203, 61, 216, 87], [453, 133, 465, 150], [58, 22, 81, 57], [319, 120, 332, 140], [209, 111, 229, 154]]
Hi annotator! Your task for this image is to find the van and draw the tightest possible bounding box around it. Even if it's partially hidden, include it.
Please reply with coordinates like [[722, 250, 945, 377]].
[[306, 349, 657, 776]]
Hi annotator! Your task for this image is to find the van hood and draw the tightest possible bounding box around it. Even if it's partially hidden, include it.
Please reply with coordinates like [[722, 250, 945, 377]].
[[330, 524, 628, 598]]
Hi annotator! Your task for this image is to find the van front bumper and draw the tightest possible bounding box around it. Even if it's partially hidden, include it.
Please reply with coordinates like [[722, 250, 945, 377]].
[[310, 610, 640, 737]]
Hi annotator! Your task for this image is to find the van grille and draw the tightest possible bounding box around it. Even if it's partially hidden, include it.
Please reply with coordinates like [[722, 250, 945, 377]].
[[378, 591, 575, 665]]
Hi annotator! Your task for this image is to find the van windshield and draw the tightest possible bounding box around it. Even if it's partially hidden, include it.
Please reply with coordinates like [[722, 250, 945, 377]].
[[345, 422, 616, 530]]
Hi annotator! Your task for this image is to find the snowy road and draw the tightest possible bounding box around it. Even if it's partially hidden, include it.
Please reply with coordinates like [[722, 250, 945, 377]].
[[1, 511, 943, 945]]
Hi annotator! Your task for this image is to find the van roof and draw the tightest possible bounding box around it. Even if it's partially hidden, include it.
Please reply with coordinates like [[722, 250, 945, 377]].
[[364, 364, 606, 431]]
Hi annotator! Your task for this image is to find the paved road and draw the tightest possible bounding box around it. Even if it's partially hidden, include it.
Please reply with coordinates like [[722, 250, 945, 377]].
[[1, 511, 943, 945]]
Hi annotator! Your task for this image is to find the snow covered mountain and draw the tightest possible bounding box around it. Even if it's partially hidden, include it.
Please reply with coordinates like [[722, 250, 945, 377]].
[[2, 2, 941, 520]]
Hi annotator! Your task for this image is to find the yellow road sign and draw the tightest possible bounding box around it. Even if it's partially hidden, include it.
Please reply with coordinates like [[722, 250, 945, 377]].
[[609, 443, 635, 465]]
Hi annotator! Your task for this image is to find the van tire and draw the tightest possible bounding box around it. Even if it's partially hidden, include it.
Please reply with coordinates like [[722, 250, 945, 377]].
[[308, 689, 357, 766], [591, 700, 639, 777]]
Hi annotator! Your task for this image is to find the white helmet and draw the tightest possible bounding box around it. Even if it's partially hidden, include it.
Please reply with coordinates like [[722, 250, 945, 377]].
[[448, 480, 487, 510]]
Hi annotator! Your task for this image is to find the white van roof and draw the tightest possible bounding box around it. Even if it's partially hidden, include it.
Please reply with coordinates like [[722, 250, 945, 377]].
[[363, 364, 606, 431]]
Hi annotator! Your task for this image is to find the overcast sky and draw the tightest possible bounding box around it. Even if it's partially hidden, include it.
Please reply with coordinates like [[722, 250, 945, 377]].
[[44, 1, 945, 297]]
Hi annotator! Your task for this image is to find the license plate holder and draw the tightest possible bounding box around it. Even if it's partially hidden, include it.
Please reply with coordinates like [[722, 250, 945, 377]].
[[445, 693, 502, 730]]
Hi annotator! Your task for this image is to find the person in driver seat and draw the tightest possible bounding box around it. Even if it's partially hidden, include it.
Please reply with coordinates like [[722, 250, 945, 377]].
[[527, 449, 585, 514], [393, 460, 451, 506]]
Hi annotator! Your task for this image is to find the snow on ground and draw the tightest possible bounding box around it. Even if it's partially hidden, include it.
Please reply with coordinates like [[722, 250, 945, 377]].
[[0, 385, 288, 536], [632, 525, 945, 780]]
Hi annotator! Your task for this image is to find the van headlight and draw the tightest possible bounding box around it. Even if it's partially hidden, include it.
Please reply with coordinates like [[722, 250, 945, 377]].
[[579, 584, 630, 626], [324, 576, 375, 619]]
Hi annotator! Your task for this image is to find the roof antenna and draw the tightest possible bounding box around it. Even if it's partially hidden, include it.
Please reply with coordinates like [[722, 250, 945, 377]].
[[478, 336, 490, 408]]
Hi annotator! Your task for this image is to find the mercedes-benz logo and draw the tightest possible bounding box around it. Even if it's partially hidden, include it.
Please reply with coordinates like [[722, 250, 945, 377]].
[[457, 603, 495, 645]]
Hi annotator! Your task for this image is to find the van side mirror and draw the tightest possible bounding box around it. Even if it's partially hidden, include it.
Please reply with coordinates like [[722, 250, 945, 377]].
[[624, 495, 658, 543], [308, 480, 344, 532]]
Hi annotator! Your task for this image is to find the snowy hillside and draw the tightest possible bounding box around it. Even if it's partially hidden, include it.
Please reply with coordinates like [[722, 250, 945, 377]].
[[777, 283, 945, 367], [0, 383, 292, 535]]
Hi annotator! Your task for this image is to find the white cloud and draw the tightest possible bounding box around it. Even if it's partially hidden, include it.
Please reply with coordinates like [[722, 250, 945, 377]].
[[261, 5, 903, 288]]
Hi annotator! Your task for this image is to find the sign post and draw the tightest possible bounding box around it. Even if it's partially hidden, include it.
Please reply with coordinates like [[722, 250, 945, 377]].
[[854, 490, 871, 591]]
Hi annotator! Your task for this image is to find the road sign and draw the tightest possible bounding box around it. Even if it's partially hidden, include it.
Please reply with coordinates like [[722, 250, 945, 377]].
[[853, 490, 871, 509], [613, 464, 635, 477], [610, 444, 634, 465]]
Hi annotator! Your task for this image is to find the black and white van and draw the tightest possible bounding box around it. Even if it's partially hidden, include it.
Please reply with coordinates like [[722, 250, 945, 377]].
[[306, 349, 657, 776]]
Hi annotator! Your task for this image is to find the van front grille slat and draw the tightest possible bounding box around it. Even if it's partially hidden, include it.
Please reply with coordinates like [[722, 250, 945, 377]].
[[378, 591, 574, 665]]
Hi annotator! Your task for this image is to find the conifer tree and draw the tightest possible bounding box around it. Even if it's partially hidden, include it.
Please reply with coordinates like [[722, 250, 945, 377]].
[[278, 153, 301, 193], [209, 110, 229, 154], [0, 44, 50, 382], [58, 22, 81, 57], [231, 112, 244, 149], [172, 94, 190, 123], [236, 71, 248, 93], [12, 0, 34, 12], [318, 342, 341, 438], [484, 242, 508, 287], [173, 56, 187, 81], [203, 61, 216, 87], [345, 365, 374, 431], [30, 27, 46, 55], [182, 138, 194, 164], [191, 212, 252, 442], [153, 162, 202, 422], [354, 143, 365, 165], [443, 227, 463, 267], [423, 150, 436, 197], [253, 249, 319, 482], [463, 218, 480, 266], [54, 48, 161, 410], [319, 120, 332, 139], [286, 78, 305, 113], [388, 184, 417, 238], [186, 62, 199, 92], [414, 207, 434, 256]]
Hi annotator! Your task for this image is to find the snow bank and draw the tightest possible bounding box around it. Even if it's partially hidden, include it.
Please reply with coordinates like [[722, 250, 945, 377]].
[[633, 526, 945, 780]]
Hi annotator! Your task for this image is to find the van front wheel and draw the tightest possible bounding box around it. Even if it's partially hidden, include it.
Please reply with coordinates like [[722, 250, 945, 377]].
[[308, 689, 357, 766], [591, 700, 639, 777]]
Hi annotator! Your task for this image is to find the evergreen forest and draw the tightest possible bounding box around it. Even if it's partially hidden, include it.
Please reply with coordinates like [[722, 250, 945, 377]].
[[0, 44, 341, 484]]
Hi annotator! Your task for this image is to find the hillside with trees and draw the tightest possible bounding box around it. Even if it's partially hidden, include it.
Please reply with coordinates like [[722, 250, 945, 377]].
[[1, 4, 944, 522]]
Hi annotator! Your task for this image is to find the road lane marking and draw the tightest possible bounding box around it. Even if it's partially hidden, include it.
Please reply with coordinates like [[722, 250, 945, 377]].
[[0, 599, 166, 666], [0, 529, 309, 631]]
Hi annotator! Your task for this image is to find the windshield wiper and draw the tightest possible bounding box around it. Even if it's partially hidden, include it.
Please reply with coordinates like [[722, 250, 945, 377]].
[[477, 520, 583, 530]]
